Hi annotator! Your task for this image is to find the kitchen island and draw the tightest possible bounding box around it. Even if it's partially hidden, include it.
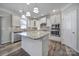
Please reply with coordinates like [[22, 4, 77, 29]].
[[17, 31, 49, 56]]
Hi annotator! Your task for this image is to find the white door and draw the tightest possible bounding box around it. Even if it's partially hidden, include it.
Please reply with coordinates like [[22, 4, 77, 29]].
[[62, 10, 77, 50]]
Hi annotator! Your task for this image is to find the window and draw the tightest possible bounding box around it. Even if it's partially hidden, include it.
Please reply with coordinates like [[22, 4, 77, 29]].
[[20, 19, 27, 29]]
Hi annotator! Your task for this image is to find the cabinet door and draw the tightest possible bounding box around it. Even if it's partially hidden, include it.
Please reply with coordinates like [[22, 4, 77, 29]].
[[12, 15, 20, 26], [50, 15, 56, 24], [55, 14, 60, 24]]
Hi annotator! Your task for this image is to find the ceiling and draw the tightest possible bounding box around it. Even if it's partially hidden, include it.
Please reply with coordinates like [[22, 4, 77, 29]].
[[0, 3, 69, 19]]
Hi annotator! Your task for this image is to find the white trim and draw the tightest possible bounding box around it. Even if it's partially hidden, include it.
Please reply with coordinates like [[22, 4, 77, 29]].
[[62, 43, 79, 53]]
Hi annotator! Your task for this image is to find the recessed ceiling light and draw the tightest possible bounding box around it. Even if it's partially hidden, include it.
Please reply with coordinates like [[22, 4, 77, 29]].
[[26, 3, 30, 5], [19, 10, 23, 12], [26, 12, 31, 16], [21, 15, 26, 19], [52, 10, 56, 12]]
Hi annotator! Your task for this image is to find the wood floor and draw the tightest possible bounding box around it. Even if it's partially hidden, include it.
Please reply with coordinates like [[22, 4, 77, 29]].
[[0, 42, 21, 56], [0, 40, 79, 56], [48, 40, 79, 56], [7, 48, 30, 56]]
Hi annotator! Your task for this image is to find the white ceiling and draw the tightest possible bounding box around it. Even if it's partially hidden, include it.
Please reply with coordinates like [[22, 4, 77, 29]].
[[0, 3, 69, 18]]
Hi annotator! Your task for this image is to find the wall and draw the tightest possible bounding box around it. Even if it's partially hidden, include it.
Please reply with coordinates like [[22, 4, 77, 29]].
[[27, 14, 61, 30], [47, 17, 51, 27], [0, 10, 12, 44], [0, 17, 2, 44], [77, 6, 79, 51], [1, 15, 12, 44]]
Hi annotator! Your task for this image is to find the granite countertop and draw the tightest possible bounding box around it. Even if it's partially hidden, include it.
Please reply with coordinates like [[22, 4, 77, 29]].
[[16, 31, 49, 40]]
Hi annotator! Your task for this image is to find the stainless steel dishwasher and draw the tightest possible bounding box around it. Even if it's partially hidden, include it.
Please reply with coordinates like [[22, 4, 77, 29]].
[[14, 32, 21, 42]]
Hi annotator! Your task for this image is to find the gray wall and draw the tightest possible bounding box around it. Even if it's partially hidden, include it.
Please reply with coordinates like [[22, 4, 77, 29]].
[[0, 17, 1, 44], [77, 7, 79, 51], [0, 10, 12, 44], [1, 16, 12, 44]]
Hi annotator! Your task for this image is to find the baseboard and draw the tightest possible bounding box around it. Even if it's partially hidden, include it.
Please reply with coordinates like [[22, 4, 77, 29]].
[[62, 42, 79, 53], [73, 48, 79, 53]]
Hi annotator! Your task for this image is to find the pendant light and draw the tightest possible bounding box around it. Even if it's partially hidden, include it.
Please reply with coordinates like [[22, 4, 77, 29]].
[[21, 15, 26, 19], [33, 3, 39, 14], [26, 3, 30, 5], [33, 7, 39, 13], [26, 11, 31, 16], [26, 3, 31, 16]]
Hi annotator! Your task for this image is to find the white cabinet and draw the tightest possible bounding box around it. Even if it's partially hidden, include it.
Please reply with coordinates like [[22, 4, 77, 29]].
[[29, 19, 40, 29], [28, 17, 47, 30], [50, 15, 56, 24], [21, 33, 49, 56], [12, 15, 20, 26], [50, 14, 61, 24], [40, 17, 46, 23], [47, 17, 51, 27]]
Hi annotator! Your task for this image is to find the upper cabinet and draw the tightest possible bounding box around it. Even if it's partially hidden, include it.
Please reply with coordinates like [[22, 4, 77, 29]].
[[40, 17, 46, 24], [50, 14, 61, 24], [12, 15, 20, 27]]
